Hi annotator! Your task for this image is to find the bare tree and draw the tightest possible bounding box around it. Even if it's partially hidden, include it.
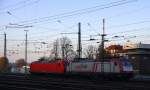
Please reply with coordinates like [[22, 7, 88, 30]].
[[49, 38, 62, 60], [84, 45, 97, 60], [60, 37, 73, 61], [50, 37, 76, 61]]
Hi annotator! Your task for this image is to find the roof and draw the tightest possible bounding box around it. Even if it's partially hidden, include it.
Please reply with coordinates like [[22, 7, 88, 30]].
[[106, 45, 123, 50], [124, 43, 150, 49]]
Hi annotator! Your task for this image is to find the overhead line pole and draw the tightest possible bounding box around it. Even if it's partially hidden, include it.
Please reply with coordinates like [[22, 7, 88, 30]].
[[101, 19, 106, 60], [60, 23, 82, 59], [78, 22, 82, 59], [24, 30, 28, 74], [4, 32, 7, 57], [100, 18, 106, 72], [5, 25, 32, 74], [55, 42, 58, 59]]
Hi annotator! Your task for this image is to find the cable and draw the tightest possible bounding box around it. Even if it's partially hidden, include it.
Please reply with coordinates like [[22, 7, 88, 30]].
[[15, 0, 137, 25], [30, 26, 61, 35], [0, 0, 41, 15], [108, 20, 150, 29], [85, 5, 150, 26], [87, 23, 99, 34], [107, 5, 150, 19], [108, 34, 150, 42], [81, 27, 150, 43], [57, 20, 77, 33], [108, 27, 150, 36], [0, 0, 31, 11], [28, 33, 60, 39], [6, 11, 21, 20]]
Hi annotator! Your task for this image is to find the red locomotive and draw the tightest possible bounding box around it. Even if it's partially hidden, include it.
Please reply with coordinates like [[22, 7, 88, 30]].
[[30, 58, 134, 79], [30, 60, 65, 74]]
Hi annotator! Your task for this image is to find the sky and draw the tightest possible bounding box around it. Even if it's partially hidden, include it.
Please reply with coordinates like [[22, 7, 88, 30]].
[[0, 0, 150, 63]]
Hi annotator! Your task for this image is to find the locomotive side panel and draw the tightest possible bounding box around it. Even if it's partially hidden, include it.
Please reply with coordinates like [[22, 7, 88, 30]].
[[67, 62, 94, 72], [95, 62, 111, 73], [66, 61, 122, 73]]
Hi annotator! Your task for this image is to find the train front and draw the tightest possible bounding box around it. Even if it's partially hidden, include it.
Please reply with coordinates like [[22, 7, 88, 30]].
[[120, 58, 134, 79]]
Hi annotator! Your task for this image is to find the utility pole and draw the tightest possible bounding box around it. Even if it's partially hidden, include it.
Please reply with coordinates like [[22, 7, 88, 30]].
[[5, 24, 32, 74], [100, 18, 106, 72], [101, 19, 106, 60], [60, 23, 82, 59], [54, 41, 58, 59], [55, 44, 58, 59], [24, 30, 28, 74], [62, 45, 65, 60], [4, 32, 7, 57], [78, 22, 82, 59]]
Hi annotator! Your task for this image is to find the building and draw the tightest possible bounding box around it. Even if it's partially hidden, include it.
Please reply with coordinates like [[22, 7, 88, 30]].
[[124, 43, 150, 75], [105, 45, 125, 57]]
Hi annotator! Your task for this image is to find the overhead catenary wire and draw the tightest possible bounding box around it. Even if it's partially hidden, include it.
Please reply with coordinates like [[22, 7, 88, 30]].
[[4, 24, 150, 47], [28, 18, 150, 43], [0, 0, 31, 11], [28, 33, 60, 39], [2, 0, 150, 58], [107, 20, 150, 29], [82, 26, 150, 44], [80, 26, 150, 43], [57, 20, 78, 33], [30, 23, 77, 35], [107, 27, 150, 36], [0, 0, 139, 40], [84, 19, 150, 34], [0, 0, 41, 15], [87, 23, 99, 34], [6, 11, 21, 21], [14, 0, 137, 25], [2, 30, 150, 58], [107, 33, 150, 42], [107, 5, 150, 20], [83, 5, 150, 27], [0, 1, 146, 32], [29, 27, 61, 35]]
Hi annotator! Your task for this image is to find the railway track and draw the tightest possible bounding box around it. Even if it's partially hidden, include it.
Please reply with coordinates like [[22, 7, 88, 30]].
[[0, 73, 150, 90]]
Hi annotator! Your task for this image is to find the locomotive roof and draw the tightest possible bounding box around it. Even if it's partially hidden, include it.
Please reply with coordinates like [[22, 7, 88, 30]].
[[72, 58, 111, 62], [31, 59, 64, 64]]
